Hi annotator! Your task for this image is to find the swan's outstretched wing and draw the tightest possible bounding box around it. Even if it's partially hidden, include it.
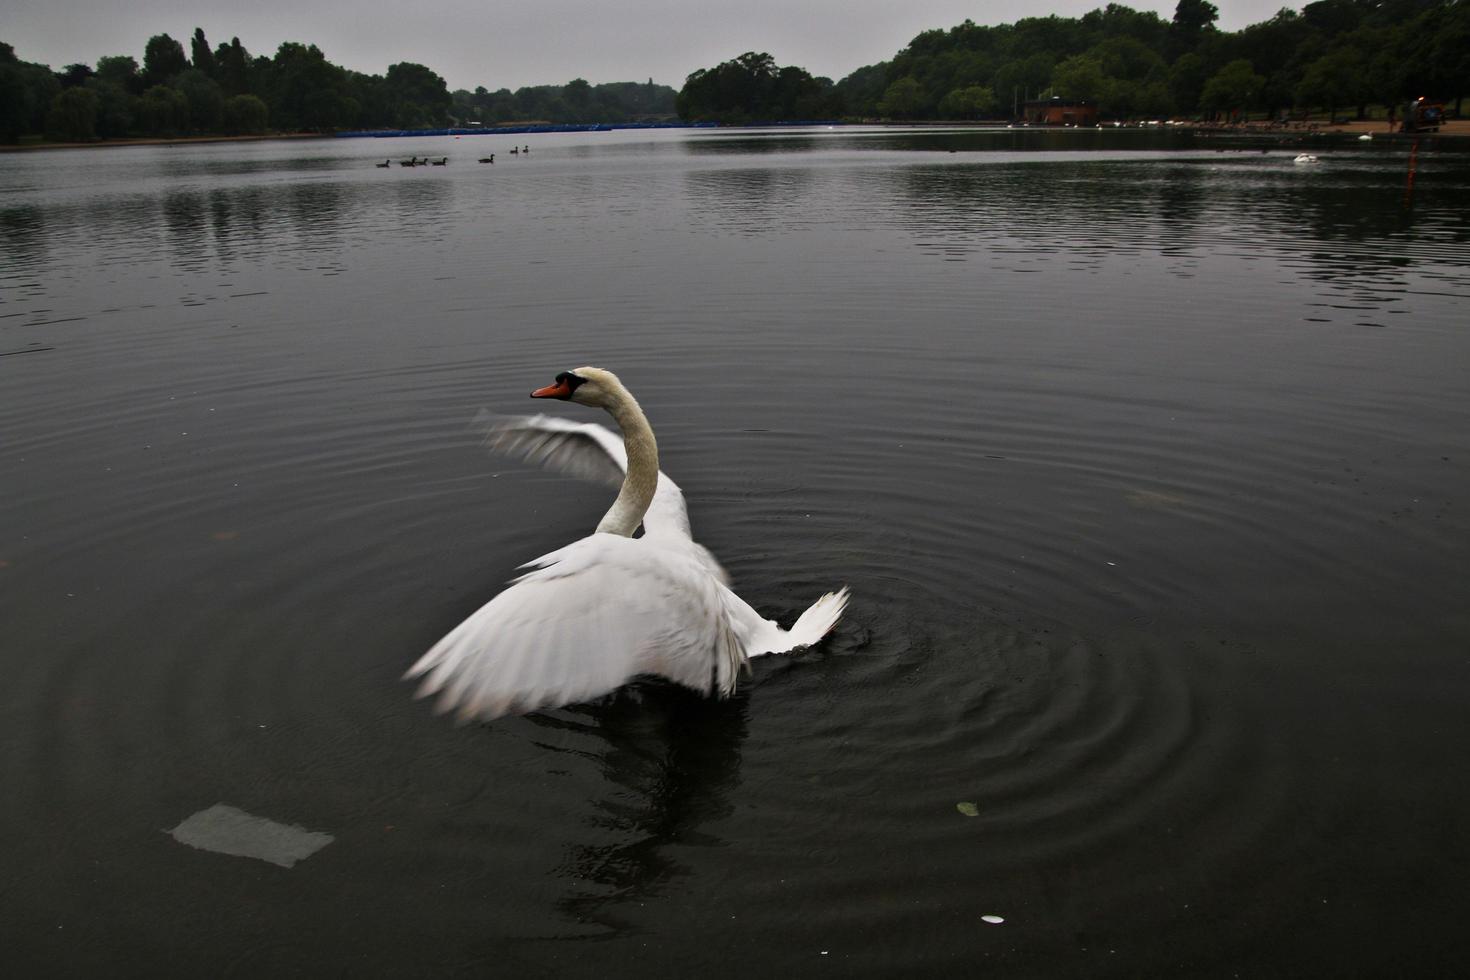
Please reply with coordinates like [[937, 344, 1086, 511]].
[[405, 534, 744, 722], [475, 411, 626, 487], [474, 412, 695, 540]]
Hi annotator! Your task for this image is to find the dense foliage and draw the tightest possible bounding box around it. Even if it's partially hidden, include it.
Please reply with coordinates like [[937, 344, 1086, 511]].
[[453, 79, 675, 125], [679, 0, 1469, 123], [0, 30, 675, 143], [676, 52, 832, 123], [3, 2, 1464, 142]]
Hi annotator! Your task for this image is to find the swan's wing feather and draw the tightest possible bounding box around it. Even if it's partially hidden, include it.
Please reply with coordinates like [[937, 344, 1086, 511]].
[[405, 535, 744, 721], [474, 412, 694, 540], [475, 411, 627, 488]]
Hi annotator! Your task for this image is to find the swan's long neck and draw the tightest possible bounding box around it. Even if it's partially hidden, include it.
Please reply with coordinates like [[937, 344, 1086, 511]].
[[596, 388, 658, 537]]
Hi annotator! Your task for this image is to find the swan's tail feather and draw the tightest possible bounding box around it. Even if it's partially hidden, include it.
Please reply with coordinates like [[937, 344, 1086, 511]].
[[783, 586, 850, 650]]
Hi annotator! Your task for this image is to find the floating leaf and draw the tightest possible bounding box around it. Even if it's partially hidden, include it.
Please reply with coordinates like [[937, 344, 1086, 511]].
[[956, 801, 979, 817]]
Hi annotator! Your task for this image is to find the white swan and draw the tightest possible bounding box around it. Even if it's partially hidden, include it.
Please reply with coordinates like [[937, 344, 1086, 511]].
[[405, 367, 850, 722], [1294, 153, 1320, 164]]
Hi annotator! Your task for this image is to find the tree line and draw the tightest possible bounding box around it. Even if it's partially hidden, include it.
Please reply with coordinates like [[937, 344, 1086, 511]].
[[5, 3, 1464, 143], [676, 0, 1470, 123], [452, 79, 675, 127], [0, 28, 675, 143]]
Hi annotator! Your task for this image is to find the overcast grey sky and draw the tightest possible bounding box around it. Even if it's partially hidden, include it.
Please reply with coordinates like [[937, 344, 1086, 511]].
[[7, 1, 1289, 92]]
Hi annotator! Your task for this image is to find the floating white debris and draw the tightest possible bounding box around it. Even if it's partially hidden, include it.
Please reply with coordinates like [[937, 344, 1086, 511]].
[[168, 803, 334, 868], [982, 914, 1005, 925]]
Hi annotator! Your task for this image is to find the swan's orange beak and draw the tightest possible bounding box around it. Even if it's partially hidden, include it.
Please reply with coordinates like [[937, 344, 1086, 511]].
[[530, 378, 573, 399]]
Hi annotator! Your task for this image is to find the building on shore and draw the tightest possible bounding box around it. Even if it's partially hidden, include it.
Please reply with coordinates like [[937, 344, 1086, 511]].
[[1021, 98, 1099, 127]]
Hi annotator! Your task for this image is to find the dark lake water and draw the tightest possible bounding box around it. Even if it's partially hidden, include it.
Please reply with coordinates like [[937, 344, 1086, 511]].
[[3, 126, 1468, 975]]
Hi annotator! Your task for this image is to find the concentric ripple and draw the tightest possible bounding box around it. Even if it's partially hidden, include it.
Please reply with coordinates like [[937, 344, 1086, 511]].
[[2, 128, 1468, 975]]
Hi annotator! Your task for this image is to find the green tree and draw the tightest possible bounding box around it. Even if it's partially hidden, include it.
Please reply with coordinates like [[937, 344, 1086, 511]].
[[1173, 0, 1219, 35], [84, 77, 133, 136], [831, 63, 888, 117], [678, 51, 815, 122], [938, 84, 996, 118], [772, 65, 829, 119], [1087, 36, 1165, 81], [993, 53, 1056, 106], [877, 76, 925, 117], [1426, 2, 1470, 114], [267, 42, 346, 131], [175, 68, 224, 131], [1302, 0, 1363, 37], [96, 55, 141, 94], [1168, 52, 1208, 114], [46, 85, 98, 139], [384, 61, 451, 127], [0, 44, 62, 141], [142, 34, 188, 88], [213, 38, 251, 96], [1081, 4, 1171, 49], [1170, 0, 1219, 57], [190, 28, 216, 77], [57, 63, 94, 88], [564, 77, 592, 111], [1199, 58, 1264, 117], [222, 93, 268, 134], [136, 84, 189, 135], [1235, 9, 1311, 116], [1050, 55, 1108, 102], [1295, 47, 1369, 119]]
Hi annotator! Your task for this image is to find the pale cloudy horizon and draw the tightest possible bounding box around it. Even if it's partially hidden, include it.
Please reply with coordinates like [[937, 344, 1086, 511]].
[[7, 1, 1292, 93]]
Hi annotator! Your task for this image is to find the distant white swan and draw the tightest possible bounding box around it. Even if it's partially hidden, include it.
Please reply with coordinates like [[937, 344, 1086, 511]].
[[1294, 153, 1320, 164], [405, 367, 850, 722]]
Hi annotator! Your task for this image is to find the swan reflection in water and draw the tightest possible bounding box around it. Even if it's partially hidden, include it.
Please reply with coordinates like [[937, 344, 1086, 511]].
[[400, 367, 846, 934], [525, 685, 751, 935]]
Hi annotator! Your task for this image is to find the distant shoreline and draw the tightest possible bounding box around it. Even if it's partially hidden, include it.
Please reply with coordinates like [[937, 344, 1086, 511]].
[[0, 132, 331, 153], [3, 118, 1464, 152]]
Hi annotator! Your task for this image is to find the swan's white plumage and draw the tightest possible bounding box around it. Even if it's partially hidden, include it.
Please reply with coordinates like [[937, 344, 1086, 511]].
[[406, 533, 744, 721], [476, 411, 697, 543], [407, 371, 848, 722]]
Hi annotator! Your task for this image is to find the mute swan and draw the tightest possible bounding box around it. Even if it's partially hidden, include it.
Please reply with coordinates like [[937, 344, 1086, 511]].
[[405, 367, 850, 722]]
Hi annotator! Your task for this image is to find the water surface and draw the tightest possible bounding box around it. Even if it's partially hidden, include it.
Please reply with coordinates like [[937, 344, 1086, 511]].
[[3, 126, 1468, 976]]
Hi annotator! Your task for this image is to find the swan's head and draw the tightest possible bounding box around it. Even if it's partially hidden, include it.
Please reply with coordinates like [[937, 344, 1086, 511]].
[[530, 366, 624, 409]]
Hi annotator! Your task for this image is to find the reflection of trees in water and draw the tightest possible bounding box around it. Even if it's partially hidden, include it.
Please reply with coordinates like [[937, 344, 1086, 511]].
[[682, 168, 814, 236], [284, 182, 347, 253], [206, 187, 270, 265], [526, 683, 749, 936], [881, 155, 1470, 291], [681, 128, 1203, 157], [682, 135, 812, 156], [0, 205, 48, 277], [886, 163, 1167, 264], [162, 191, 209, 272], [386, 178, 455, 236], [171, 180, 423, 269]]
